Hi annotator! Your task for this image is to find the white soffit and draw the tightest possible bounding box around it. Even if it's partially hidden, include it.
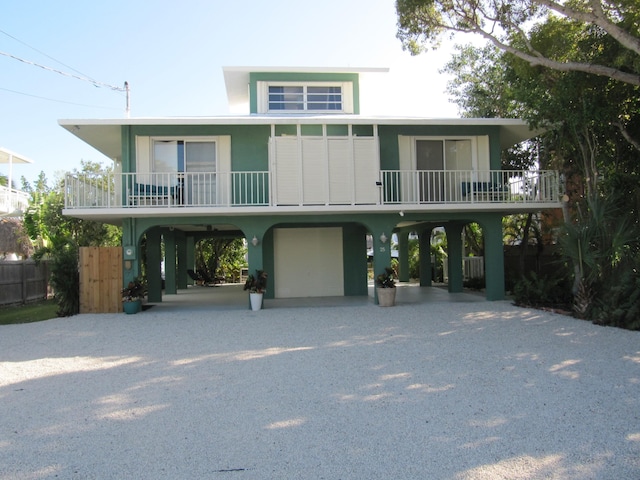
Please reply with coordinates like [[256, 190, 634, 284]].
[[0, 147, 34, 164]]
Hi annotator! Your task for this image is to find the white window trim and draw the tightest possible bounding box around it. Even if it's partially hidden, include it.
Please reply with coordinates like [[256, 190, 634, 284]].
[[150, 136, 220, 173], [410, 136, 479, 171], [257, 81, 353, 114]]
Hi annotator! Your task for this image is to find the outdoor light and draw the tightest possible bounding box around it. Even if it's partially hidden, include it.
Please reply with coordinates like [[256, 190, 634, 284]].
[[251, 235, 259, 247], [380, 232, 388, 244]]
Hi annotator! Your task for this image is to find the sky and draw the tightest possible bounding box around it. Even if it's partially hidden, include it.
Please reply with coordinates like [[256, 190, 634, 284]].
[[0, 0, 466, 186]]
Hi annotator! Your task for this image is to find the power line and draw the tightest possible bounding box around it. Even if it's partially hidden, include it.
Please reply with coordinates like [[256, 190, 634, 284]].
[[0, 49, 126, 92], [0, 86, 121, 110], [0, 28, 96, 81]]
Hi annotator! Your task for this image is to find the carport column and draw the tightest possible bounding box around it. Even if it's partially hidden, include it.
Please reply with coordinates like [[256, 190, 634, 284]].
[[369, 222, 395, 304], [419, 228, 432, 287], [446, 222, 464, 293], [185, 236, 196, 286], [176, 231, 188, 289], [164, 230, 177, 294], [397, 230, 410, 282], [483, 214, 506, 300], [146, 228, 163, 303], [240, 220, 271, 297], [122, 218, 139, 287]]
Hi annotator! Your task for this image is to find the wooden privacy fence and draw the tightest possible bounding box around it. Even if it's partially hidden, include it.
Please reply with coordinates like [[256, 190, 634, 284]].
[[0, 260, 49, 306], [79, 247, 123, 314]]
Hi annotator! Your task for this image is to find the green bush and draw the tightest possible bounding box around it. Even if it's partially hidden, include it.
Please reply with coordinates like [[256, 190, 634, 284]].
[[513, 271, 572, 309], [591, 264, 640, 330], [48, 243, 80, 317]]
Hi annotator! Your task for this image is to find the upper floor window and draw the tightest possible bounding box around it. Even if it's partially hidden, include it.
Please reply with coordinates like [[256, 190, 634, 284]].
[[258, 81, 353, 114]]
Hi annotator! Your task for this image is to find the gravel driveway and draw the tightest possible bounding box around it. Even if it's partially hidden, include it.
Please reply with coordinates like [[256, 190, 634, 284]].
[[1, 285, 639, 479]]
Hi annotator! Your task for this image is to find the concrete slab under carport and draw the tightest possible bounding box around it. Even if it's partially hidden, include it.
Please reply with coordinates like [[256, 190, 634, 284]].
[[146, 282, 488, 314]]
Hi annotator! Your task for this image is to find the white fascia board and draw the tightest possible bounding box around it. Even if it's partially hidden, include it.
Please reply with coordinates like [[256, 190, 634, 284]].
[[59, 116, 541, 159]]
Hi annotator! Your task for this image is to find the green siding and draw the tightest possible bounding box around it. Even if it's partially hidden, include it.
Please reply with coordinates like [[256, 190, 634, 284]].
[[129, 125, 270, 172], [378, 125, 502, 171]]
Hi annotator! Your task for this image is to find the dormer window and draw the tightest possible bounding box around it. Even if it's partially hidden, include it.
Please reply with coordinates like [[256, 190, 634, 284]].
[[257, 81, 353, 114]]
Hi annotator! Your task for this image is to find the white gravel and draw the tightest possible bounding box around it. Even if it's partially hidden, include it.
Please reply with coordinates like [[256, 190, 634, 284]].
[[1, 285, 639, 479]]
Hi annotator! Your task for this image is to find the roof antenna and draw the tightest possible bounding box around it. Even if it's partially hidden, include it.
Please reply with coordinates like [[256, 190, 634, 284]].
[[125, 81, 130, 118]]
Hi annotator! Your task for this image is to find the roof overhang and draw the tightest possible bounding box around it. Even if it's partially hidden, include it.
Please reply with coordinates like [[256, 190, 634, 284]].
[[58, 116, 543, 161], [0, 147, 34, 165]]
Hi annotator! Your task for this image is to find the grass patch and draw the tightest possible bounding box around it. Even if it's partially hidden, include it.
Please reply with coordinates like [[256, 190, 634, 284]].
[[0, 299, 58, 325]]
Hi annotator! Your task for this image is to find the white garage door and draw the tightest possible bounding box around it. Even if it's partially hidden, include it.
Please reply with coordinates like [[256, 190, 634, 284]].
[[274, 227, 344, 298]]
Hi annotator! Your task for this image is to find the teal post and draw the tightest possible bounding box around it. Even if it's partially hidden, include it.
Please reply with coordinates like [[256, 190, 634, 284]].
[[121, 218, 138, 287], [483, 214, 506, 300], [186, 236, 195, 286], [343, 224, 368, 296], [176, 231, 187, 289], [397, 231, 410, 282], [146, 229, 163, 303], [372, 229, 393, 304], [164, 230, 177, 294], [446, 222, 464, 293], [419, 228, 432, 287]]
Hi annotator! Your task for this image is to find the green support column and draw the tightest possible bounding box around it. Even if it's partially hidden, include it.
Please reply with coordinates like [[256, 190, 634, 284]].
[[483, 214, 506, 300], [121, 218, 139, 287], [176, 231, 187, 289], [186, 236, 196, 286], [372, 229, 393, 304], [146, 229, 163, 303], [419, 228, 432, 287], [446, 222, 464, 293], [397, 231, 410, 282], [343, 224, 368, 296], [164, 230, 177, 294]]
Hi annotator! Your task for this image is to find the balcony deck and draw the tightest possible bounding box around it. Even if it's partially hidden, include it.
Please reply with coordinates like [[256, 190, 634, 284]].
[[64, 169, 560, 219], [0, 186, 30, 217]]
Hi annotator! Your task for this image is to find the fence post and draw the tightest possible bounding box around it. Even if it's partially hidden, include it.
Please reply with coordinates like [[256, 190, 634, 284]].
[[22, 261, 27, 305]]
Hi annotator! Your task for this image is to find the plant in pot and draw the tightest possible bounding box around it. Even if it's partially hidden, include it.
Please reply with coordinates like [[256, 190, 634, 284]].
[[243, 269, 268, 311], [375, 267, 397, 307], [121, 277, 146, 314]]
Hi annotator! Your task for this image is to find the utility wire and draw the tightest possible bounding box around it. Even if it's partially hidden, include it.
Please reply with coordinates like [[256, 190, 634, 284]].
[[0, 50, 126, 92], [0, 28, 96, 81], [0, 85, 121, 110]]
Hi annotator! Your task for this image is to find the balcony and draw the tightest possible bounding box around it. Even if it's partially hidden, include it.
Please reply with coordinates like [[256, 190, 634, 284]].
[[64, 169, 560, 213], [0, 186, 30, 216]]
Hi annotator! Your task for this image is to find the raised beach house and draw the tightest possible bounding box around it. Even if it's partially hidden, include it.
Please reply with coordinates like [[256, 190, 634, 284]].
[[60, 66, 559, 303]]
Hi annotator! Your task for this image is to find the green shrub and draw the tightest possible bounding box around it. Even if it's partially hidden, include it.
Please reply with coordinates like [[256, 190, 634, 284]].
[[48, 243, 80, 317], [513, 271, 572, 309]]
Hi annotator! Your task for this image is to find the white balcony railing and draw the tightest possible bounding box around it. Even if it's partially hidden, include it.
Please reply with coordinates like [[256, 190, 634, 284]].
[[380, 169, 560, 204], [64, 169, 560, 209], [0, 185, 30, 216], [65, 171, 270, 209]]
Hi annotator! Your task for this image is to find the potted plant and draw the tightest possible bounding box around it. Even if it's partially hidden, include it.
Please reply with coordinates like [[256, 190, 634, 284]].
[[375, 267, 396, 307], [243, 269, 268, 311], [121, 277, 146, 314]]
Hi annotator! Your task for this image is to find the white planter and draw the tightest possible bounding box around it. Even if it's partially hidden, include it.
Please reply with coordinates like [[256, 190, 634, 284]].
[[249, 292, 264, 311], [376, 287, 396, 307]]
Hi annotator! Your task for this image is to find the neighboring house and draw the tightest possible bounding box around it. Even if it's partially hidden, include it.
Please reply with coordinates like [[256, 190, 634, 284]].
[[0, 147, 32, 217], [60, 66, 560, 303]]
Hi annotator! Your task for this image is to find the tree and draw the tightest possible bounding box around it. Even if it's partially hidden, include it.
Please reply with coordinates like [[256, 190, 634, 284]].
[[396, 0, 640, 86], [195, 238, 246, 283], [23, 162, 121, 249], [23, 161, 121, 316]]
